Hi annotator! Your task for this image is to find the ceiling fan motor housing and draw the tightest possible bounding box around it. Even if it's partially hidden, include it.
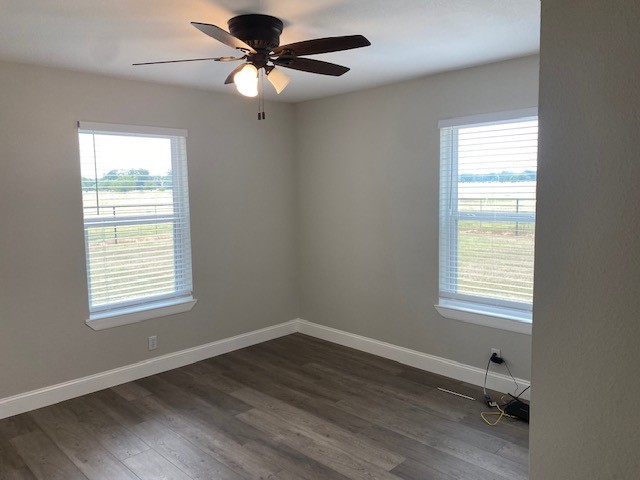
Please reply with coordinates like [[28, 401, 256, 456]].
[[228, 14, 283, 66]]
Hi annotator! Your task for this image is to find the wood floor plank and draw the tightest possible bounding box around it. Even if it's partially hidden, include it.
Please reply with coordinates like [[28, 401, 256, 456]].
[[10, 431, 87, 480], [134, 376, 262, 446], [89, 389, 151, 427], [359, 425, 511, 480], [0, 436, 26, 471], [334, 370, 468, 422], [341, 394, 508, 455], [0, 415, 39, 440], [132, 395, 280, 479], [201, 349, 372, 434], [167, 423, 279, 479], [231, 387, 405, 471], [311, 359, 520, 454], [178, 358, 229, 378], [210, 354, 330, 401], [335, 399, 527, 480], [130, 394, 196, 431], [243, 439, 352, 480], [237, 408, 404, 480], [390, 459, 456, 480], [304, 361, 472, 423], [29, 406, 140, 480], [267, 471, 303, 480], [158, 368, 252, 416], [123, 450, 192, 480], [208, 351, 343, 403], [397, 366, 483, 396], [173, 365, 245, 395], [84, 422, 149, 462], [306, 362, 511, 456], [66, 395, 151, 461], [0, 466, 38, 480], [111, 383, 152, 402], [224, 371, 372, 434], [129, 420, 243, 480], [495, 442, 529, 468], [269, 334, 406, 376], [397, 366, 520, 415]]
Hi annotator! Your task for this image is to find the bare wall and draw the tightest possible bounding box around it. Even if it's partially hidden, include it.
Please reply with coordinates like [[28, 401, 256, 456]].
[[296, 56, 539, 380], [530, 1, 640, 478], [0, 61, 298, 398]]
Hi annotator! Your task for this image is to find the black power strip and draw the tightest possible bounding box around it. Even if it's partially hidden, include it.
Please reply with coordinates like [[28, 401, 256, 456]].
[[504, 395, 530, 422]]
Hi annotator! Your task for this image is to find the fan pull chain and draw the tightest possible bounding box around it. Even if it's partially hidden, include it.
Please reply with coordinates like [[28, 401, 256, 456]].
[[256, 68, 261, 120], [257, 68, 262, 120], [260, 69, 266, 120]]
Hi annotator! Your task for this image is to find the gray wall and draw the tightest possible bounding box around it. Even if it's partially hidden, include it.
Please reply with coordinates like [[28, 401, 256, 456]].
[[296, 56, 539, 380], [0, 61, 298, 398], [531, 1, 640, 478]]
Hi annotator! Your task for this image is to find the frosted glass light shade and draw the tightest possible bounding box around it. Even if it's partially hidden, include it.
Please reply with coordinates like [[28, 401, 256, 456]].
[[234, 64, 258, 97], [267, 67, 291, 94]]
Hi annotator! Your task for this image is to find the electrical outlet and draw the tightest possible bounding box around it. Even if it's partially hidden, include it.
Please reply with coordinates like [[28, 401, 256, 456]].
[[491, 348, 501, 358], [148, 335, 157, 351]]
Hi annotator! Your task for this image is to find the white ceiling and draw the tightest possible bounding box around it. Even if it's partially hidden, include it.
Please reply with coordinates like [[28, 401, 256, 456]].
[[0, 0, 540, 103]]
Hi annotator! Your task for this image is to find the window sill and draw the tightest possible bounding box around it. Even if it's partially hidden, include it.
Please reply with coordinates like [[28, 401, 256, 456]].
[[435, 299, 532, 335], [86, 297, 197, 331]]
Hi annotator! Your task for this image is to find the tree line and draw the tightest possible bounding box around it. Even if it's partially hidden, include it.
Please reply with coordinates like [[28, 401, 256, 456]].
[[82, 169, 172, 192], [459, 170, 536, 183]]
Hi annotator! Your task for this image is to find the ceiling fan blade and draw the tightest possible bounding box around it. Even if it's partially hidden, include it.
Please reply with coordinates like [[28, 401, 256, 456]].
[[272, 35, 370, 56], [224, 63, 247, 84], [133, 56, 244, 66], [273, 57, 350, 76], [191, 22, 256, 53], [215, 56, 247, 62], [266, 67, 291, 94]]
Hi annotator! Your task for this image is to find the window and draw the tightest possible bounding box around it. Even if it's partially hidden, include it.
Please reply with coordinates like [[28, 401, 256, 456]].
[[78, 122, 196, 330], [436, 109, 538, 334]]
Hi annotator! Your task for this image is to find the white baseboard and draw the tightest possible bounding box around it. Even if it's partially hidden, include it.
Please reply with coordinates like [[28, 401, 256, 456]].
[[0, 320, 299, 419], [296, 319, 531, 400], [0, 317, 530, 419]]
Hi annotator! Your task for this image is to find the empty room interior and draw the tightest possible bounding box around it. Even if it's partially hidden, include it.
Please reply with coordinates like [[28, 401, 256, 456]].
[[0, 1, 638, 479]]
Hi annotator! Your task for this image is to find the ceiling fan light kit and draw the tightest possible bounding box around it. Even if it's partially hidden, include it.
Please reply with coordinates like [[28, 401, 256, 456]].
[[134, 13, 370, 118]]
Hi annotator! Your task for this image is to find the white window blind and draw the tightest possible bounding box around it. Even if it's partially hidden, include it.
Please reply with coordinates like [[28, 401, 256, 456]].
[[78, 122, 193, 318], [439, 111, 538, 321]]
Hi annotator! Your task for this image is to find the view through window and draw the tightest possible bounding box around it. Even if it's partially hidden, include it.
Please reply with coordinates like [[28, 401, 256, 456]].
[[78, 123, 193, 319], [439, 111, 538, 321]]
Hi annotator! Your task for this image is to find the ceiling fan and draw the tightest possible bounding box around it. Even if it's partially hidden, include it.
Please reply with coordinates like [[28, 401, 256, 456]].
[[134, 14, 371, 101]]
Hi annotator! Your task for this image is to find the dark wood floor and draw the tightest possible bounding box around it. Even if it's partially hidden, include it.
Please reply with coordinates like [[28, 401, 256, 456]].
[[0, 334, 529, 480]]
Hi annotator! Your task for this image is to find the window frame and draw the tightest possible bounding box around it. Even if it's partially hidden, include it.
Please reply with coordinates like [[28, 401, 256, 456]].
[[435, 108, 538, 335], [78, 121, 196, 330]]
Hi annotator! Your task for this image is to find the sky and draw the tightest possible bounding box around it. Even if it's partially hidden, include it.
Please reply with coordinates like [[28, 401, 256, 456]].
[[79, 133, 172, 178], [457, 119, 538, 175]]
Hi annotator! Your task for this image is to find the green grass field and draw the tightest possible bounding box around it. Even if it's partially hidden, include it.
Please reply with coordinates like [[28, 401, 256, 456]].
[[456, 196, 535, 303], [457, 221, 534, 303], [85, 223, 176, 307]]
